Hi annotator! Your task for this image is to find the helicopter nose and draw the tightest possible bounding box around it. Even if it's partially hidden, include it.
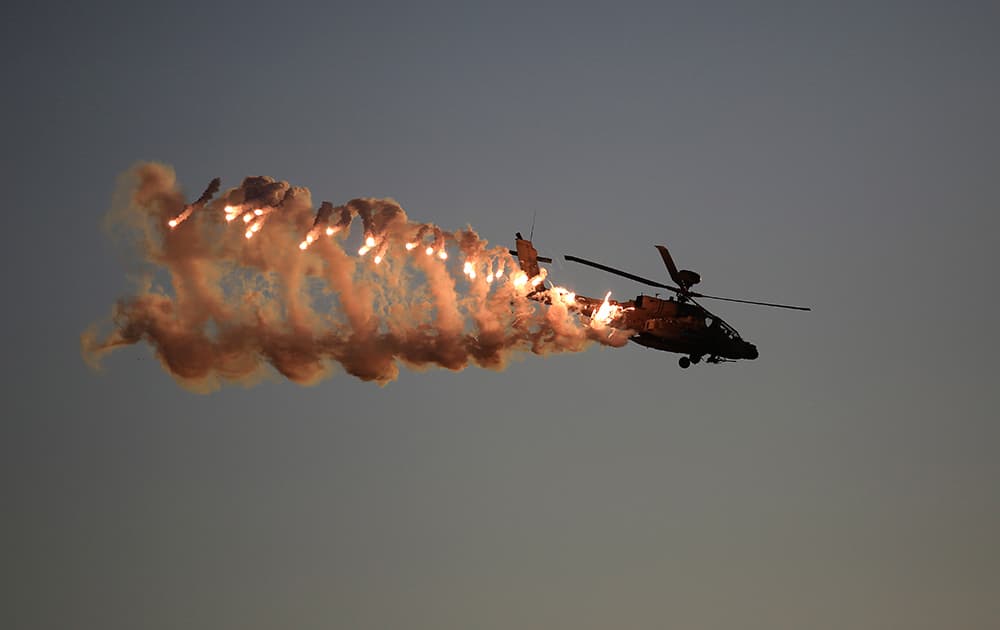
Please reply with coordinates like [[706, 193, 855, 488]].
[[745, 343, 759, 360]]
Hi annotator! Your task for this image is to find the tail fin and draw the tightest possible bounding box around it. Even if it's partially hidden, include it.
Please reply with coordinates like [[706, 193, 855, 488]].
[[511, 232, 552, 279]]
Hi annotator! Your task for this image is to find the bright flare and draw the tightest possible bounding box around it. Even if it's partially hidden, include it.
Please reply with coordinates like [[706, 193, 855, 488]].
[[358, 245, 370, 256], [438, 250, 448, 260], [298, 231, 318, 251], [425, 246, 434, 256], [374, 255, 382, 264], [365, 235, 376, 248], [326, 227, 335, 236], [167, 205, 194, 228], [591, 291, 617, 326], [405, 242, 416, 251], [552, 287, 576, 307]]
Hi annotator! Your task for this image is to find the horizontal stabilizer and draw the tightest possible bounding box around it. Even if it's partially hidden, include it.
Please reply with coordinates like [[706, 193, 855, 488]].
[[509, 250, 552, 263]]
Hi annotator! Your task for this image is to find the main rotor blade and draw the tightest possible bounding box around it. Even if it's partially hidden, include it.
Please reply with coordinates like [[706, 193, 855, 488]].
[[654, 245, 685, 288], [565, 253, 811, 311], [689, 292, 811, 311], [564, 255, 681, 293]]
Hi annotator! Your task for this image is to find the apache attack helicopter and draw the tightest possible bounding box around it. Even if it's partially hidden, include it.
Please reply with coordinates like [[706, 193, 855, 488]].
[[512, 234, 810, 368]]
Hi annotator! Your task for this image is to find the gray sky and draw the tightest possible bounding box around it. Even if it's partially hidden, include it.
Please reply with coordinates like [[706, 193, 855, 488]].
[[4, 1, 999, 629]]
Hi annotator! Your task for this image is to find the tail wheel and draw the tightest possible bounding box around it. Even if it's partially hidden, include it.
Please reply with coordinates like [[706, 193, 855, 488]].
[[679, 356, 691, 369]]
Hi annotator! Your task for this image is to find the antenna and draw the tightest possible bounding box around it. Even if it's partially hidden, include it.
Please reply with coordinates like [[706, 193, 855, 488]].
[[529, 209, 537, 240]]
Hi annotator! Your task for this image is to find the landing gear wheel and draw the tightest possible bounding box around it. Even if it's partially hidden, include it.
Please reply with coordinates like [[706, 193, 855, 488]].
[[679, 357, 691, 369]]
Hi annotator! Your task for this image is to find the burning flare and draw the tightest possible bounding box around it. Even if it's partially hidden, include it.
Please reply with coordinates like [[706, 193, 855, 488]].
[[166, 177, 221, 228], [591, 291, 622, 327]]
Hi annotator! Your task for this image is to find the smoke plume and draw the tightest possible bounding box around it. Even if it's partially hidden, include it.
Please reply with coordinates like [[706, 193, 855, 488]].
[[82, 163, 629, 391]]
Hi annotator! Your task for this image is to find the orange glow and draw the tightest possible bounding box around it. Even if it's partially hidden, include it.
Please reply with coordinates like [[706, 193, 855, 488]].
[[243, 214, 253, 223], [405, 242, 416, 251], [425, 246, 434, 256], [298, 231, 318, 251], [462, 260, 477, 280], [438, 250, 448, 260], [374, 255, 382, 264], [358, 245, 370, 256], [167, 205, 195, 228], [365, 235, 376, 248], [591, 291, 620, 326], [552, 286, 576, 306], [326, 227, 335, 236]]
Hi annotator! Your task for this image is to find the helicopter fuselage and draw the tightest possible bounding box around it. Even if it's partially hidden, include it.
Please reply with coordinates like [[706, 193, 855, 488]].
[[603, 294, 758, 361]]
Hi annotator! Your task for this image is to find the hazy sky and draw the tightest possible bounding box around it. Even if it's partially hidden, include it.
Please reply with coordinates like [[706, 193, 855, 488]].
[[4, 2, 999, 629]]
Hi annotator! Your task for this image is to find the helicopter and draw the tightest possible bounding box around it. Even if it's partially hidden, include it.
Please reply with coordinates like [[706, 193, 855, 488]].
[[511, 233, 810, 368]]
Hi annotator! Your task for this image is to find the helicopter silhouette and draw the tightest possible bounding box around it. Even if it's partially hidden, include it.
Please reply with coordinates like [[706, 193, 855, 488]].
[[512, 233, 810, 368]]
